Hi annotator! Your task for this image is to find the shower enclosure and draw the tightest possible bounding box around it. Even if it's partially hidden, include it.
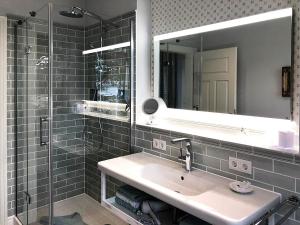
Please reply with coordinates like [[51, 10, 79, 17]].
[[10, 2, 135, 225]]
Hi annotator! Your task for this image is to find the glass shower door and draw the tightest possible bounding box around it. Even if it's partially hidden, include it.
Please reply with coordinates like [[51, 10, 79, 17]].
[[15, 3, 52, 225], [13, 2, 135, 225]]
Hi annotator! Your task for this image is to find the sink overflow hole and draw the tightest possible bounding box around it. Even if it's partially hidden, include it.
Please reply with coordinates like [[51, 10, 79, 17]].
[[181, 176, 184, 180]]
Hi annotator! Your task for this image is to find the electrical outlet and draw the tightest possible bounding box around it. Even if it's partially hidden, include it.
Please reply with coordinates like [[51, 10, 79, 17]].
[[160, 140, 166, 151], [152, 139, 167, 151], [229, 157, 238, 170], [229, 157, 252, 174], [239, 159, 252, 174], [153, 139, 160, 149]]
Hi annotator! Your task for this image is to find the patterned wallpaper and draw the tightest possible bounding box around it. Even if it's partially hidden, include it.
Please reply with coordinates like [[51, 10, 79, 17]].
[[150, 0, 300, 122]]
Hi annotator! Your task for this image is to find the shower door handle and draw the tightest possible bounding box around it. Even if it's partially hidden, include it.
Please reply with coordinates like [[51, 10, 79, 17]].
[[40, 116, 48, 146]]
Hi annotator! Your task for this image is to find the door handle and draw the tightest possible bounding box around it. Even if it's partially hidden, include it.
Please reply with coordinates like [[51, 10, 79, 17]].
[[40, 116, 48, 146], [193, 105, 199, 110], [23, 191, 31, 205]]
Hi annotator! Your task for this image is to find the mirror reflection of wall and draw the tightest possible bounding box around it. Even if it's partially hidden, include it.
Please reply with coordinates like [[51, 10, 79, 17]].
[[158, 17, 292, 119], [160, 43, 195, 109]]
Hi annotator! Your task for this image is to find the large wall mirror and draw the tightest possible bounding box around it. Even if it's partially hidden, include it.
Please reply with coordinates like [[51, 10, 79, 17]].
[[153, 8, 293, 120]]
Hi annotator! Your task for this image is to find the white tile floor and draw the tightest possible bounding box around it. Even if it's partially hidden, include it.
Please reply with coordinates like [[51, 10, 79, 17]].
[[27, 194, 127, 225]]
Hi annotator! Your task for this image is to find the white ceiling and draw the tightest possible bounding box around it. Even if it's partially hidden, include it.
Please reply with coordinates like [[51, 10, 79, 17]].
[[0, 0, 137, 26], [86, 0, 137, 20]]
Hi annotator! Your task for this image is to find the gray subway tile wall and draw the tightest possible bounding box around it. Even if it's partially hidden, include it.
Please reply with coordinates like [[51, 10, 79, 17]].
[[84, 117, 131, 201], [274, 161, 300, 179], [52, 21, 86, 205]]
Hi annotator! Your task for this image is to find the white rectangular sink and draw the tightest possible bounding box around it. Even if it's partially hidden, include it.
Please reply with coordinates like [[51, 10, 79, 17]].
[[139, 164, 215, 196], [98, 153, 280, 225]]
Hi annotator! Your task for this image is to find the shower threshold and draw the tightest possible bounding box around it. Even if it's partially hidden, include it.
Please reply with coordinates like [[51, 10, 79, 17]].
[[17, 194, 127, 225]]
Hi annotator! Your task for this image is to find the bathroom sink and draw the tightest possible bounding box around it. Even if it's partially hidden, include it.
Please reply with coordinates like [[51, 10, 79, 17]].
[[138, 164, 214, 196], [98, 152, 280, 225]]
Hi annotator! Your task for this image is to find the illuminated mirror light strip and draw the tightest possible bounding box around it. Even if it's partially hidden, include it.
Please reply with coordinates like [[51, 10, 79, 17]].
[[154, 8, 292, 41], [82, 42, 131, 55]]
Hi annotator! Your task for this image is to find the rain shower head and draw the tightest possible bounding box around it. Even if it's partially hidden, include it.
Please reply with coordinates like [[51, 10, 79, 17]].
[[59, 9, 83, 18], [59, 6, 119, 29], [60, 7, 102, 20]]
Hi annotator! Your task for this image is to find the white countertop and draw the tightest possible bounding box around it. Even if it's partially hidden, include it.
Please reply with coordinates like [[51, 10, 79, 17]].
[[98, 153, 281, 225]]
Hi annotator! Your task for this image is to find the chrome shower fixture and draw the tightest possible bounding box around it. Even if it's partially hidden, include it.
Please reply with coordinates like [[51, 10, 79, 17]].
[[36, 56, 49, 69], [25, 45, 32, 55], [59, 8, 83, 18], [59, 6, 119, 29]]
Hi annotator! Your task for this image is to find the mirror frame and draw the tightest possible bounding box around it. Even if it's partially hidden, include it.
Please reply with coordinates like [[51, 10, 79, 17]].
[[153, 8, 293, 119]]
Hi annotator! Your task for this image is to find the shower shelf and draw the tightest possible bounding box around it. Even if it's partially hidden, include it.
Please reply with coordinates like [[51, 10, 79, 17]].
[[78, 100, 129, 122], [78, 111, 129, 122]]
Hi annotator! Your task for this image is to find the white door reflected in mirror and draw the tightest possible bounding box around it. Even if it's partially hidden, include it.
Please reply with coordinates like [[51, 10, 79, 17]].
[[197, 47, 237, 113]]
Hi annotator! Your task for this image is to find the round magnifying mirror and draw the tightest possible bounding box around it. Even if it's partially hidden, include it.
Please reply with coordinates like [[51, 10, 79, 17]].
[[143, 98, 159, 115]]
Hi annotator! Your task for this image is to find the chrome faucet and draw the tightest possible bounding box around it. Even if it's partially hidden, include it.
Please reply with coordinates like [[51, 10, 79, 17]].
[[171, 138, 192, 172]]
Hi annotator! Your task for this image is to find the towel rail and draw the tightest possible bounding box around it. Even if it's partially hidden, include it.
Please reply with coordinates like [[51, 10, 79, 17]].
[[255, 196, 300, 225]]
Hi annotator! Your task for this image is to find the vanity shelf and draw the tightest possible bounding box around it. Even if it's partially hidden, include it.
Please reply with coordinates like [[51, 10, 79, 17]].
[[101, 172, 152, 225], [102, 195, 155, 225], [102, 196, 144, 225]]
